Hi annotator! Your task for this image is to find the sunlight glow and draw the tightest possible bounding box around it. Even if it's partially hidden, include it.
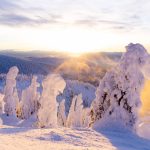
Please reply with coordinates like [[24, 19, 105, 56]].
[[0, 26, 124, 54], [141, 80, 150, 115], [0, 25, 150, 54]]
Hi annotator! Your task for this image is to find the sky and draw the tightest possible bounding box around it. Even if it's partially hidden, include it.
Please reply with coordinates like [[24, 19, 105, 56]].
[[0, 0, 150, 53]]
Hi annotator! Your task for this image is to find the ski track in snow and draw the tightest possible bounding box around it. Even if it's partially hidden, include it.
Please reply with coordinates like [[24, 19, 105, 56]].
[[0, 125, 150, 150]]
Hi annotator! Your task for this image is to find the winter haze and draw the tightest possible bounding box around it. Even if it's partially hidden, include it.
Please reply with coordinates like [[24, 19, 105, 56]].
[[0, 0, 150, 150]]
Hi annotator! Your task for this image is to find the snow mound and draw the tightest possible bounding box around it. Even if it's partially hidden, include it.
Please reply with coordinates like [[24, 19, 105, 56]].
[[1, 114, 20, 126], [18, 114, 38, 127], [137, 115, 150, 140]]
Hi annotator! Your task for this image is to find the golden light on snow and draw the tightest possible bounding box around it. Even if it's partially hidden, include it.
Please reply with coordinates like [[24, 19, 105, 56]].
[[140, 80, 150, 115]]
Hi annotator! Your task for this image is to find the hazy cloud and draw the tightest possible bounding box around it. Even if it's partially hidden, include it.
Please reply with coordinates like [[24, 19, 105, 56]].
[[0, 0, 18, 10], [0, 14, 60, 26], [0, 0, 150, 30]]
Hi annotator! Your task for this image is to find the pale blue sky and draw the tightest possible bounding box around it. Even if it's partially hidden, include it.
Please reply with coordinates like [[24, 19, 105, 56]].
[[0, 0, 150, 53]]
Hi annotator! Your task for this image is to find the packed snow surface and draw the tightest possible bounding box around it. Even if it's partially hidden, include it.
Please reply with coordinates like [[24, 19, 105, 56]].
[[0, 123, 150, 150], [0, 114, 150, 150]]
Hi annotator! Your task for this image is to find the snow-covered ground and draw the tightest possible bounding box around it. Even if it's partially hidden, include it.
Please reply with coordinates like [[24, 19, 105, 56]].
[[0, 123, 150, 150], [0, 115, 150, 150], [0, 125, 114, 150]]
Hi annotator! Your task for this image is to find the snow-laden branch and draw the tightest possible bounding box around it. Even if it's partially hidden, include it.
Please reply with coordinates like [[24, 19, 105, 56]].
[[91, 43, 150, 129], [3, 66, 19, 116], [37, 74, 66, 128]]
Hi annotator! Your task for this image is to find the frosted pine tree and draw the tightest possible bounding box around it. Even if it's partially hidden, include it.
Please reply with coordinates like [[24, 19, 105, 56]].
[[91, 43, 149, 129], [0, 93, 4, 125], [20, 76, 40, 119], [13, 88, 19, 115], [82, 107, 91, 127], [0, 93, 4, 115], [57, 99, 67, 126], [0, 117, 2, 125], [66, 94, 84, 127], [37, 74, 66, 128], [66, 95, 76, 127], [3, 66, 19, 116]]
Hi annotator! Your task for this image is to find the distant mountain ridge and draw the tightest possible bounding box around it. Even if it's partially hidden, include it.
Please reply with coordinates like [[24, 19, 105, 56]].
[[0, 50, 122, 85], [0, 54, 65, 75]]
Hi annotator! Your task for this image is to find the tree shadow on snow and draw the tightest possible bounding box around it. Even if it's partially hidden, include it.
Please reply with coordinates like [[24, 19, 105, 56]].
[[0, 114, 35, 134], [0, 127, 33, 134], [96, 128, 150, 150]]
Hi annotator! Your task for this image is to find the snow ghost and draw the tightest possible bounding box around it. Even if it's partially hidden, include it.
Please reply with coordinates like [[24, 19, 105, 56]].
[[0, 93, 4, 114], [57, 99, 67, 126], [20, 76, 40, 119], [0, 118, 3, 125], [37, 74, 66, 128], [66, 94, 84, 128], [3, 66, 19, 116], [91, 43, 150, 129]]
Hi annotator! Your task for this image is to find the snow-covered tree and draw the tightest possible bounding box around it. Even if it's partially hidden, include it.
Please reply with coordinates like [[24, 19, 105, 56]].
[[90, 43, 150, 129], [66, 95, 76, 127], [0, 118, 2, 125], [57, 99, 66, 126], [3, 66, 19, 116], [66, 94, 84, 127], [37, 74, 66, 128], [57, 80, 95, 116], [82, 107, 91, 127], [20, 76, 40, 119], [0, 93, 4, 115], [13, 88, 19, 115]]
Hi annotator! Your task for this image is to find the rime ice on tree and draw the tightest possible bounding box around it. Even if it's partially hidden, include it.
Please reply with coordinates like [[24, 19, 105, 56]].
[[3, 66, 19, 116], [66, 94, 84, 127], [91, 43, 149, 129], [37, 74, 66, 128], [0, 93, 4, 115], [20, 76, 40, 119], [57, 99, 67, 126]]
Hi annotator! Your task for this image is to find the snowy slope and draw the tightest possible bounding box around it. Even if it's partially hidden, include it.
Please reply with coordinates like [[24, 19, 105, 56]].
[[0, 114, 150, 150], [0, 124, 150, 150]]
